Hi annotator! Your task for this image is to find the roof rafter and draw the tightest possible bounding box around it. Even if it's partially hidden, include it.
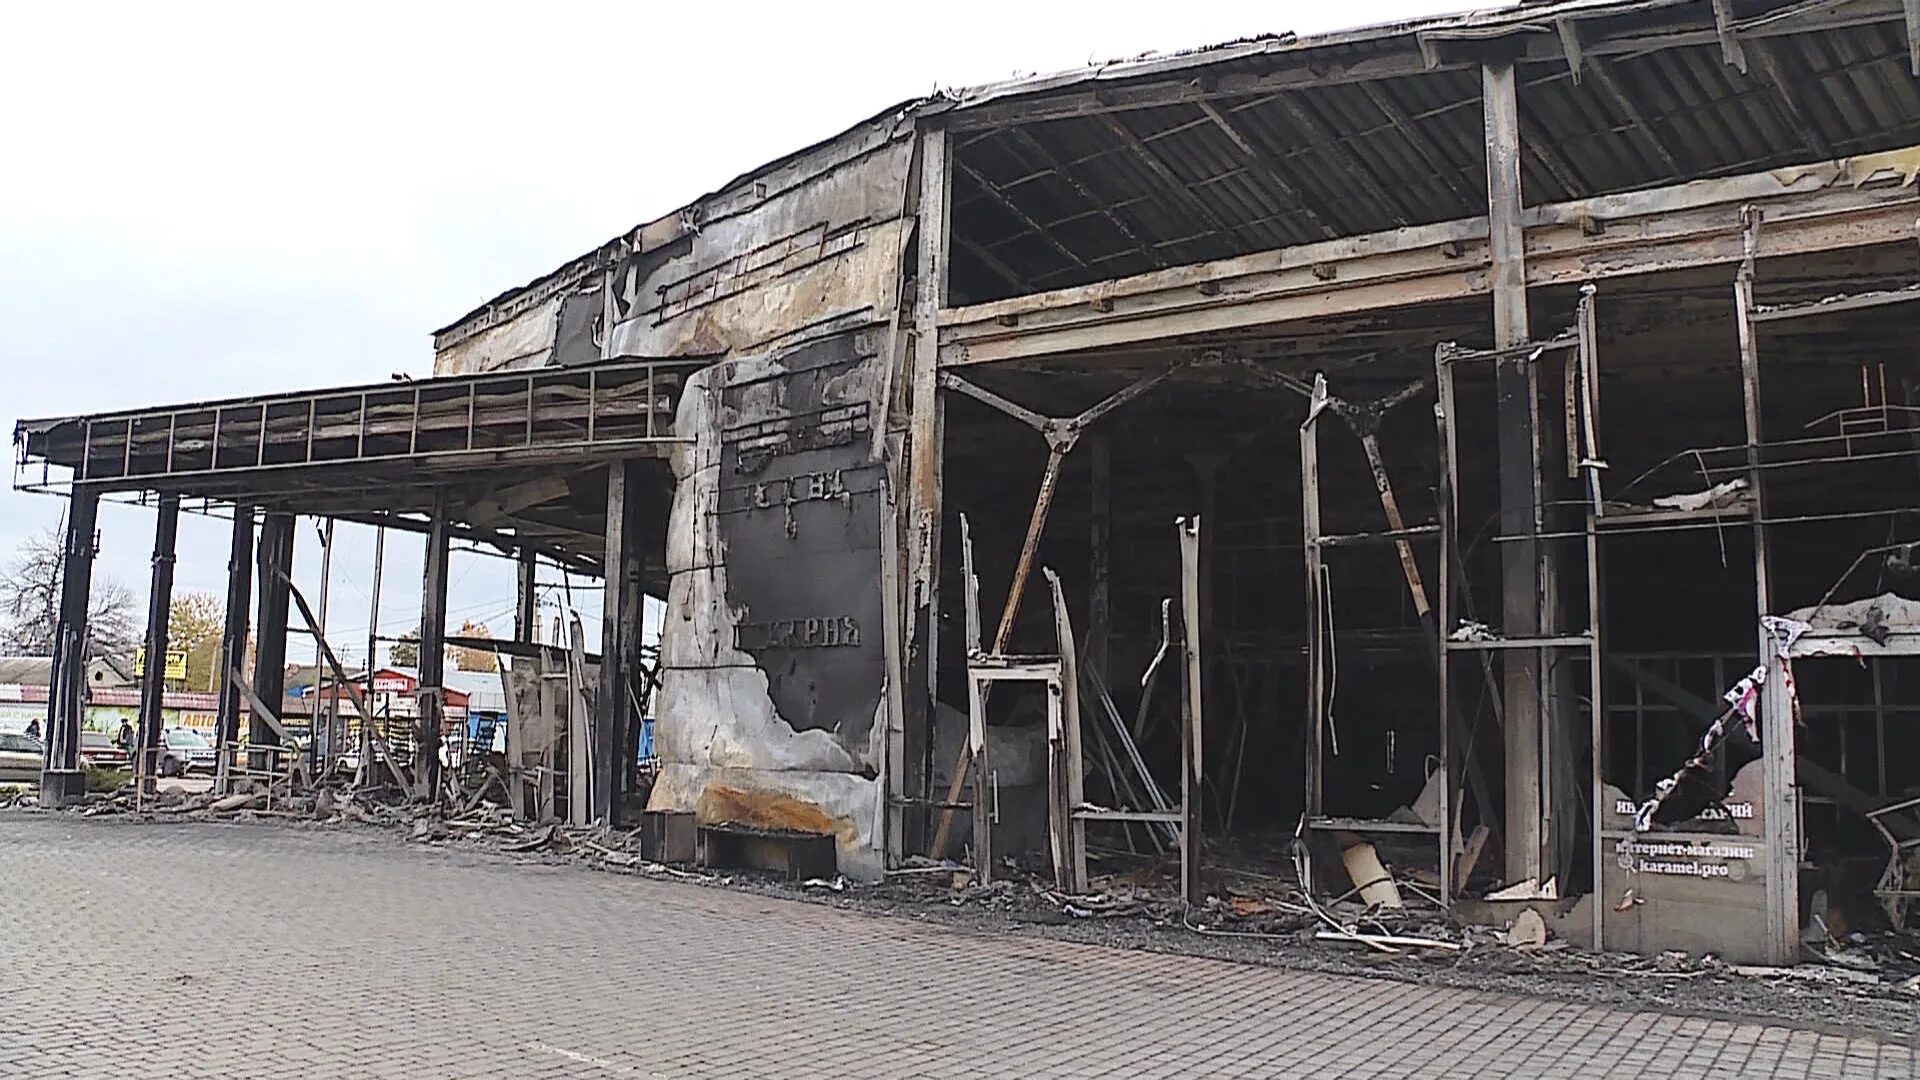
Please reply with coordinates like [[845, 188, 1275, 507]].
[[1003, 127, 1169, 270], [1515, 101, 1590, 200], [1094, 113, 1254, 256], [955, 233, 1038, 293], [1266, 93, 1418, 226], [1581, 53, 1687, 178], [953, 156, 1090, 273], [1192, 100, 1338, 240], [943, 1, 1909, 131], [1748, 38, 1837, 160], [1354, 83, 1480, 207]]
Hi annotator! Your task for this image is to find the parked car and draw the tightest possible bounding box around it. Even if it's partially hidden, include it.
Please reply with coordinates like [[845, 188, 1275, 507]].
[[158, 728, 217, 777], [79, 731, 130, 771], [0, 733, 43, 784]]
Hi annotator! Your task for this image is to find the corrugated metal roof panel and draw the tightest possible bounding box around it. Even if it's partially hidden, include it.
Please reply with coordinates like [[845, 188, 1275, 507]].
[[949, 8, 1918, 304]]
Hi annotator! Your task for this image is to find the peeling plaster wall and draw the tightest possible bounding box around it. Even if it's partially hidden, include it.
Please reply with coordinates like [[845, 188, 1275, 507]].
[[602, 124, 911, 362], [432, 112, 913, 376], [648, 329, 892, 880], [433, 291, 569, 375]]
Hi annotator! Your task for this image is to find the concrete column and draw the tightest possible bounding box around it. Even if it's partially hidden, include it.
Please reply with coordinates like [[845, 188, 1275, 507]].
[[213, 507, 254, 789], [41, 489, 99, 806], [249, 513, 295, 771], [596, 460, 643, 825], [1484, 60, 1545, 884], [136, 494, 180, 793], [417, 493, 450, 800]]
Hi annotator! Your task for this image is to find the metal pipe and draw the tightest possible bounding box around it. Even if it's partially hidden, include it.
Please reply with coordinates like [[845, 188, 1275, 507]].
[[364, 525, 385, 786], [308, 519, 334, 777]]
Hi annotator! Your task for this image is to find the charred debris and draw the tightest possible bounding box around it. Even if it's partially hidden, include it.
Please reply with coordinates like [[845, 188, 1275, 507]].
[[12, 0, 1920, 984]]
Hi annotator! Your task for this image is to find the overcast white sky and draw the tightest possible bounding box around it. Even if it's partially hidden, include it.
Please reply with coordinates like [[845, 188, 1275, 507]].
[[0, 0, 1473, 664]]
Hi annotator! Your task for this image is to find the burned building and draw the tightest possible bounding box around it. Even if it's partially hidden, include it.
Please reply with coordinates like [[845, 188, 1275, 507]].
[[16, 0, 1920, 963]]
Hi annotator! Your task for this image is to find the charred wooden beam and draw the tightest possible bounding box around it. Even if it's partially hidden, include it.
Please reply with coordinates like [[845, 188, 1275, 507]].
[[938, 143, 1920, 366]]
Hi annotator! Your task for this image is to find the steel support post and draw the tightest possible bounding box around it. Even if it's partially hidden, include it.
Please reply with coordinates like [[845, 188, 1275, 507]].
[[515, 547, 539, 644], [249, 513, 294, 773], [1178, 516, 1205, 906], [1485, 60, 1546, 884], [1086, 435, 1111, 681], [596, 460, 644, 825], [308, 519, 334, 776], [1301, 380, 1327, 820], [363, 525, 385, 785], [136, 494, 180, 793], [417, 493, 450, 801], [902, 121, 951, 856], [41, 489, 99, 806], [214, 506, 254, 792], [1737, 210, 1801, 964]]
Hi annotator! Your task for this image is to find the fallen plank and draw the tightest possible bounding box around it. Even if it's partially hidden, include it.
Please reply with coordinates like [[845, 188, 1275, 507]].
[[1315, 930, 1462, 952], [208, 792, 265, 813]]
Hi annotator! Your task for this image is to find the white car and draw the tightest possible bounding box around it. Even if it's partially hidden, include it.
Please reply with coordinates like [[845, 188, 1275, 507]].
[[158, 729, 218, 776], [0, 733, 43, 784]]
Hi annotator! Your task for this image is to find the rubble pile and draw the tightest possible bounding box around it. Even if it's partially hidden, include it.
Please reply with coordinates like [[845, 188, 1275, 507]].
[[9, 783, 1918, 1029]]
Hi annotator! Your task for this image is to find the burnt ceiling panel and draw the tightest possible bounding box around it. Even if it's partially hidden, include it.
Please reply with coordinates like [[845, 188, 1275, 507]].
[[946, 14, 1917, 307]]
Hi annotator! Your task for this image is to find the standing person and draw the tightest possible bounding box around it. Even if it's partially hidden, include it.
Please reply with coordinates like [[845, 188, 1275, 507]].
[[115, 718, 136, 762], [24, 718, 41, 742]]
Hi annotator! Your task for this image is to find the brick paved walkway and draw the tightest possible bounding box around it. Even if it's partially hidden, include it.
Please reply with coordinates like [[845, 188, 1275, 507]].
[[0, 815, 1911, 1078]]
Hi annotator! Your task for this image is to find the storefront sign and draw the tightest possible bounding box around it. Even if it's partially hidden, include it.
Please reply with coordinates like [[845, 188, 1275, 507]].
[[1614, 836, 1758, 880], [1612, 797, 1753, 823], [133, 647, 189, 681], [735, 617, 862, 650]]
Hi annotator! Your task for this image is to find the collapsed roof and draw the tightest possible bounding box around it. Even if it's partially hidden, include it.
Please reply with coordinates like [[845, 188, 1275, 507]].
[[432, 0, 1920, 344]]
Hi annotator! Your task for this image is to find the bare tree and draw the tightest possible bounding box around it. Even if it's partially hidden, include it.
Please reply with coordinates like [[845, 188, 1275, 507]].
[[0, 524, 139, 660], [450, 619, 497, 672], [169, 591, 225, 691], [388, 631, 420, 668]]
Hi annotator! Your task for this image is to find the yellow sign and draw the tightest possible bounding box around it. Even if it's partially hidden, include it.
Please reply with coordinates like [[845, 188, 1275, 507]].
[[133, 647, 189, 681]]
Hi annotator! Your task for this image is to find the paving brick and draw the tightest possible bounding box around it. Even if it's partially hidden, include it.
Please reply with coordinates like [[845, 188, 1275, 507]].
[[0, 814, 1912, 1079]]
